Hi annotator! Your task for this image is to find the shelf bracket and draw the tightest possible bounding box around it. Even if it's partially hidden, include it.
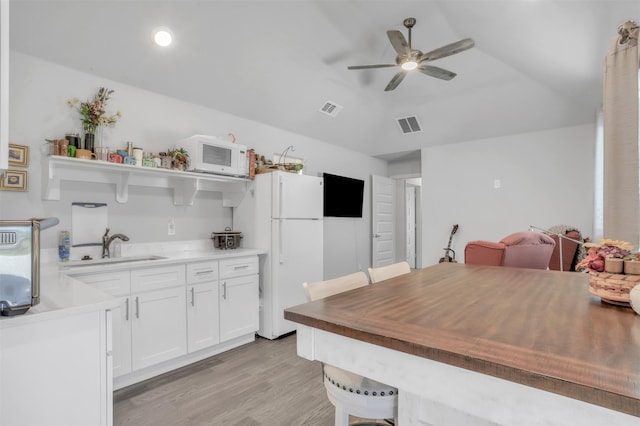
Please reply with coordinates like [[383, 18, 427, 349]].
[[173, 178, 200, 206], [42, 159, 61, 200], [116, 171, 131, 203]]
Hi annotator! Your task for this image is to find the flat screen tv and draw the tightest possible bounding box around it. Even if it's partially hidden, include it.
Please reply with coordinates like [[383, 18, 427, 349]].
[[323, 173, 365, 218]]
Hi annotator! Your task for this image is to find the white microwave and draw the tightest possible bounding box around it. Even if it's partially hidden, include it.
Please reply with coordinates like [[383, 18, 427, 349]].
[[177, 135, 249, 178]]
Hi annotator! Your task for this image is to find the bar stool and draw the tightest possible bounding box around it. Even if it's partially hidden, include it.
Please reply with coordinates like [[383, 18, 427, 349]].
[[303, 271, 397, 426]]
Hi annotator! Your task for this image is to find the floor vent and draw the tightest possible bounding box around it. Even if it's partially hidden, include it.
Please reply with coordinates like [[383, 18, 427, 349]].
[[396, 116, 422, 134], [319, 101, 343, 117]]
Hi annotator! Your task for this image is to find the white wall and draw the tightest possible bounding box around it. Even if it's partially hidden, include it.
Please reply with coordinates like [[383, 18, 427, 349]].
[[2, 52, 386, 278], [421, 124, 596, 266]]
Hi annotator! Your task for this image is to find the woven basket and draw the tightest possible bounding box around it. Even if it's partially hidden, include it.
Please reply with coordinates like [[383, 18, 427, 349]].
[[588, 271, 640, 306], [255, 164, 302, 175]]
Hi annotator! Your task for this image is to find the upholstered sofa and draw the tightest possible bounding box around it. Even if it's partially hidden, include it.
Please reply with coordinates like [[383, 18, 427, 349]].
[[464, 231, 556, 270]]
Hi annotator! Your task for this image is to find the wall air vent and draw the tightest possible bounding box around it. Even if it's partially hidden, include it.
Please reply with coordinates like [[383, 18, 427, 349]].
[[319, 101, 344, 117], [396, 116, 422, 134]]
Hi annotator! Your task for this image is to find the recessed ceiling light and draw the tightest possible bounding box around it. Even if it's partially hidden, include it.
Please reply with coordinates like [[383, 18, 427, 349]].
[[153, 27, 173, 47]]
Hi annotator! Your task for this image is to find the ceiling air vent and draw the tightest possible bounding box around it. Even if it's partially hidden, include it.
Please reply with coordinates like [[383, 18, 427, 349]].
[[319, 101, 343, 117], [396, 116, 422, 134]]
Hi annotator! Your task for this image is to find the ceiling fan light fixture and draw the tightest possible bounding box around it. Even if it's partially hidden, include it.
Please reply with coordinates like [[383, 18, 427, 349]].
[[346, 17, 474, 91], [401, 60, 418, 71]]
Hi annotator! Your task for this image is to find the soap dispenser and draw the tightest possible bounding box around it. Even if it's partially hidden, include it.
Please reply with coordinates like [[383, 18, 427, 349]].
[[112, 239, 122, 258]]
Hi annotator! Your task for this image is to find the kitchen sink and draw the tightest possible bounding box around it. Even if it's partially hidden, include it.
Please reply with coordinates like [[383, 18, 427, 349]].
[[63, 255, 167, 267]]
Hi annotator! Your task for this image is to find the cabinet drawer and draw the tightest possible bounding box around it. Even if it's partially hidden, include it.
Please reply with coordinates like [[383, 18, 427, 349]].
[[186, 261, 219, 284], [131, 264, 185, 293], [219, 256, 259, 279], [73, 271, 131, 296]]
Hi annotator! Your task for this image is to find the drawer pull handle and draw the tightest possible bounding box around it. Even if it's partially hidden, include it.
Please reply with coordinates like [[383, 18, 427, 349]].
[[191, 287, 195, 306], [233, 265, 249, 270], [195, 270, 214, 275]]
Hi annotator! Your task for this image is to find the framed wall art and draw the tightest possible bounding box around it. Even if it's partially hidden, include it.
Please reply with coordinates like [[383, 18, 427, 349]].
[[8, 143, 29, 167], [0, 169, 28, 191]]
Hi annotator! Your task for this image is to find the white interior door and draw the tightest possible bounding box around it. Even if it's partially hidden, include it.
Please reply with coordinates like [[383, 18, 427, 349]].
[[371, 175, 395, 267]]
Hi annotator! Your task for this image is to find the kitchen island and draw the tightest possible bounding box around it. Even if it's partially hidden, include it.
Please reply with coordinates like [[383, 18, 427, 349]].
[[285, 263, 640, 425]]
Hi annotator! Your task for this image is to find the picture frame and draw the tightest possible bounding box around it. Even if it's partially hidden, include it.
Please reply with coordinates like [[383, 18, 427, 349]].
[[0, 169, 28, 191], [8, 144, 29, 167]]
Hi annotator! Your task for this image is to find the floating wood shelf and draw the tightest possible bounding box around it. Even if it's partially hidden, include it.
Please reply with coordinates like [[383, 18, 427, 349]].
[[43, 156, 249, 206]]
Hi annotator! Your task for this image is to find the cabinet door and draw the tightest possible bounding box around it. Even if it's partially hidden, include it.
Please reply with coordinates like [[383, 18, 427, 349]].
[[187, 281, 220, 353], [219, 274, 259, 342], [72, 271, 132, 377], [131, 287, 187, 370], [112, 296, 132, 377]]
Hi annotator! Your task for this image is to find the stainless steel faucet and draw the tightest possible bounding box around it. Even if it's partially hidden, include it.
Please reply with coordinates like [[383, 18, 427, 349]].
[[102, 228, 130, 258]]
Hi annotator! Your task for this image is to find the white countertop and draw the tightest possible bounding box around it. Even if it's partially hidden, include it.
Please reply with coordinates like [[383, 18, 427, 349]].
[[0, 268, 119, 329], [0, 243, 265, 329]]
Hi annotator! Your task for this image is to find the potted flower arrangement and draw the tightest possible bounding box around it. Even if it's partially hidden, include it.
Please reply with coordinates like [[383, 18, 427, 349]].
[[579, 238, 640, 307], [576, 238, 633, 273], [168, 148, 190, 171], [68, 87, 121, 151]]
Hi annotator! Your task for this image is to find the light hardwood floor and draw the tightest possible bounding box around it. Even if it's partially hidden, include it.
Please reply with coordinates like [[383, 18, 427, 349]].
[[114, 333, 335, 425]]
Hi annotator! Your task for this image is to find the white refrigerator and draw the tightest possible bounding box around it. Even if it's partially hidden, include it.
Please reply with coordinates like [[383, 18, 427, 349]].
[[234, 171, 323, 339]]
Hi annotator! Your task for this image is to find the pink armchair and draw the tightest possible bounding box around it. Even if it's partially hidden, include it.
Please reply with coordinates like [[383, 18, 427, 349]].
[[464, 231, 556, 270]]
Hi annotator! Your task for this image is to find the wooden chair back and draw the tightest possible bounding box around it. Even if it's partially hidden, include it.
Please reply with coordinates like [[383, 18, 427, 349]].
[[368, 261, 411, 283], [303, 271, 370, 301]]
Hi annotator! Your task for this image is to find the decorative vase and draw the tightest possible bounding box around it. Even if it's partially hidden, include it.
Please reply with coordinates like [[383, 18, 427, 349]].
[[95, 125, 104, 150], [84, 133, 95, 152], [630, 285, 640, 314]]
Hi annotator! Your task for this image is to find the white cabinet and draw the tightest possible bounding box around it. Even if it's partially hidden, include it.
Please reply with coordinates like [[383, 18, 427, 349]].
[[219, 257, 259, 342], [67, 254, 259, 388], [132, 286, 186, 370], [186, 261, 220, 353], [77, 271, 132, 377], [0, 0, 9, 171], [130, 265, 186, 370], [73, 264, 187, 375]]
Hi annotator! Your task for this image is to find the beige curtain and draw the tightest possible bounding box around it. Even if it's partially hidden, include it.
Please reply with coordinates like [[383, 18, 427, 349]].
[[603, 21, 640, 246]]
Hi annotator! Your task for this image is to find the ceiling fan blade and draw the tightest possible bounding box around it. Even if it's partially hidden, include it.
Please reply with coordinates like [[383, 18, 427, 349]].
[[419, 38, 475, 63], [347, 64, 397, 70], [417, 65, 457, 80], [384, 71, 407, 91], [387, 30, 410, 56]]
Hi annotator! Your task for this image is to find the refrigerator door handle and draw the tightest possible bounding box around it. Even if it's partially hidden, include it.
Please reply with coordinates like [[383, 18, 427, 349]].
[[278, 175, 284, 218], [279, 220, 285, 264]]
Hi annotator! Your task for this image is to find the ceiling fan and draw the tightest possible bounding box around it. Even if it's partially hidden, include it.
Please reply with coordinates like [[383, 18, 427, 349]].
[[347, 17, 475, 91]]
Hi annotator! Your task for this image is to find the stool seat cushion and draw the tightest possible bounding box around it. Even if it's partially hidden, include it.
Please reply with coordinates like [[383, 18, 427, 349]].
[[324, 365, 397, 397]]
